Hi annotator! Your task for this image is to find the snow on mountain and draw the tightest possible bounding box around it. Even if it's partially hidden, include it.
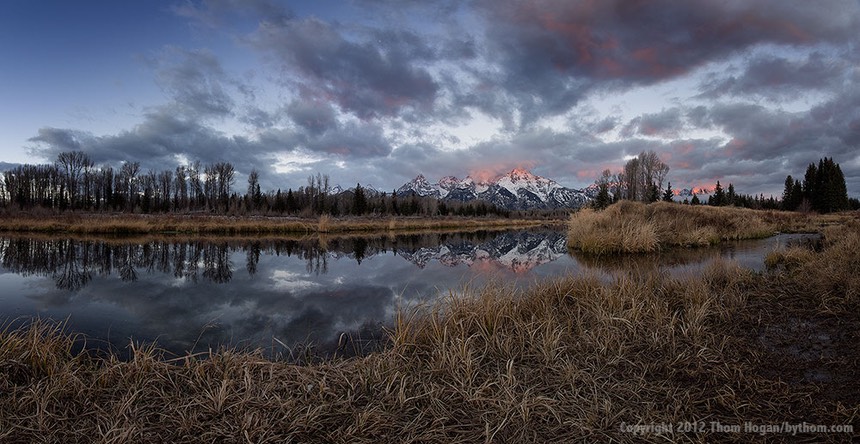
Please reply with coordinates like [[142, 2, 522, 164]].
[[437, 176, 460, 198], [495, 168, 561, 203], [393, 169, 590, 210], [396, 174, 440, 198], [396, 231, 567, 273], [677, 187, 713, 198], [461, 176, 491, 194]]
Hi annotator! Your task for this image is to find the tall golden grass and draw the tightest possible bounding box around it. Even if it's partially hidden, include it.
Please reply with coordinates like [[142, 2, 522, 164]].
[[567, 201, 838, 254], [2, 222, 858, 442], [0, 213, 550, 236]]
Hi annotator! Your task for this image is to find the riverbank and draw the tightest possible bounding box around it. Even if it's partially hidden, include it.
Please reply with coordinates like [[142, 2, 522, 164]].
[[0, 213, 555, 236], [1, 221, 857, 442], [567, 201, 851, 254]]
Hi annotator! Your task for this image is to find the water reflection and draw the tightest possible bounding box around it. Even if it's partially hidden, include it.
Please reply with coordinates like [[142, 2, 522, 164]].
[[0, 231, 569, 291], [0, 230, 570, 359], [0, 231, 812, 360], [568, 233, 821, 275]]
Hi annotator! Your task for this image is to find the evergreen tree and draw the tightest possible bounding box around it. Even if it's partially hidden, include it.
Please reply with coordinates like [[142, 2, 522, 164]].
[[801, 157, 850, 213], [782, 175, 794, 210], [790, 180, 803, 211], [662, 182, 674, 202], [727, 183, 736, 206], [647, 183, 659, 202], [712, 181, 725, 206], [285, 189, 297, 214], [273, 189, 284, 213], [802, 163, 817, 202], [353, 183, 367, 215], [593, 182, 611, 210], [691, 193, 700, 205]]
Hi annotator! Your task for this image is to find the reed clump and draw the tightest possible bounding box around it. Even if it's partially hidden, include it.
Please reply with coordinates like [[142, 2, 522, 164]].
[[567, 201, 830, 254], [3, 223, 860, 442]]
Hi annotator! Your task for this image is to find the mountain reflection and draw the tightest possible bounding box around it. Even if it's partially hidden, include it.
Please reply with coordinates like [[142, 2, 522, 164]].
[[0, 230, 567, 290], [0, 231, 798, 360], [0, 230, 571, 359]]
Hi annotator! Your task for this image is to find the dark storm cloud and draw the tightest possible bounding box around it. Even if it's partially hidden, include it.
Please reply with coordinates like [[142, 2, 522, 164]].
[[29, 111, 259, 174], [286, 99, 338, 135], [28, 107, 393, 192], [249, 17, 439, 119], [304, 121, 392, 157], [368, 127, 643, 187], [27, 128, 88, 152], [671, 90, 860, 194], [148, 47, 236, 118], [699, 52, 848, 99], [622, 108, 684, 138], [239, 106, 280, 129], [470, 0, 860, 123]]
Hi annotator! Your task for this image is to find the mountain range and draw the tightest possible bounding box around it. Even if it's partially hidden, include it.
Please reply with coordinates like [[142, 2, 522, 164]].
[[389, 168, 590, 210]]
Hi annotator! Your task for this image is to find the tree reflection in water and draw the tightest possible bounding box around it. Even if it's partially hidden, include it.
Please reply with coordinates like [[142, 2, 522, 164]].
[[0, 230, 569, 291]]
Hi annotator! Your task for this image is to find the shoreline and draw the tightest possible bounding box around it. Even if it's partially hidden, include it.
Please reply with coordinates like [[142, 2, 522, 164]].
[[0, 213, 559, 236]]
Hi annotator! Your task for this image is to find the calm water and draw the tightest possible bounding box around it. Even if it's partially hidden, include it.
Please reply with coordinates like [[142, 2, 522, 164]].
[[0, 230, 816, 359]]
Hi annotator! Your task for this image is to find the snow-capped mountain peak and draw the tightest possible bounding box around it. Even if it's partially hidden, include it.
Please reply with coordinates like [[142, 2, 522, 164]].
[[495, 168, 561, 203], [438, 175, 460, 189], [396, 174, 440, 197], [393, 168, 590, 210]]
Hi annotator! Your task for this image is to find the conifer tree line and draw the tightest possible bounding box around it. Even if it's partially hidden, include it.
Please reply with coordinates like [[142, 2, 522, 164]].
[[0, 151, 511, 217], [590, 151, 856, 212], [781, 157, 854, 213]]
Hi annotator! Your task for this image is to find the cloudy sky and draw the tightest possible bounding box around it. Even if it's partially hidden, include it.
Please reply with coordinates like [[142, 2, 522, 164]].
[[2, 0, 859, 196]]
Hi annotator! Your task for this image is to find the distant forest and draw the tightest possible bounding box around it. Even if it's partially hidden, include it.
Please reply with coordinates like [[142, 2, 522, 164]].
[[590, 151, 857, 213], [0, 151, 514, 217], [2, 151, 855, 217]]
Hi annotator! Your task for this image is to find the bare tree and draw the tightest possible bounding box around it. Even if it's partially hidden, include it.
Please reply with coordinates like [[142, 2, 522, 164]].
[[119, 162, 140, 212], [158, 170, 173, 212], [56, 151, 93, 210], [174, 165, 188, 210], [188, 161, 202, 209], [620, 151, 670, 202]]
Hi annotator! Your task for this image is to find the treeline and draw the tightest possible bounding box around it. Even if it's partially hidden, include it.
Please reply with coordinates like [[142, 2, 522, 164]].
[[591, 150, 782, 210], [781, 157, 855, 213], [269, 177, 510, 217], [0, 151, 510, 218], [678, 180, 781, 210]]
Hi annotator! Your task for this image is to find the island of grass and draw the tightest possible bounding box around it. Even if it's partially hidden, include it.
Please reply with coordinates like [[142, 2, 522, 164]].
[[567, 200, 846, 254]]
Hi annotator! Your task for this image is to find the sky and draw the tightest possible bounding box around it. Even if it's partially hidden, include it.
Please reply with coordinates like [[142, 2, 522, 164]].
[[2, 0, 859, 196]]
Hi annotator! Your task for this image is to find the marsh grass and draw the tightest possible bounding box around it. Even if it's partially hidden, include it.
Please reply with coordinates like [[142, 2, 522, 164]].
[[0, 213, 550, 237], [567, 201, 842, 254], [2, 222, 860, 442]]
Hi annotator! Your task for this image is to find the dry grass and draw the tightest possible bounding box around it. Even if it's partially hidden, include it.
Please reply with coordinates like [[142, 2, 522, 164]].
[[2, 222, 859, 442], [567, 201, 845, 254], [0, 213, 551, 237]]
